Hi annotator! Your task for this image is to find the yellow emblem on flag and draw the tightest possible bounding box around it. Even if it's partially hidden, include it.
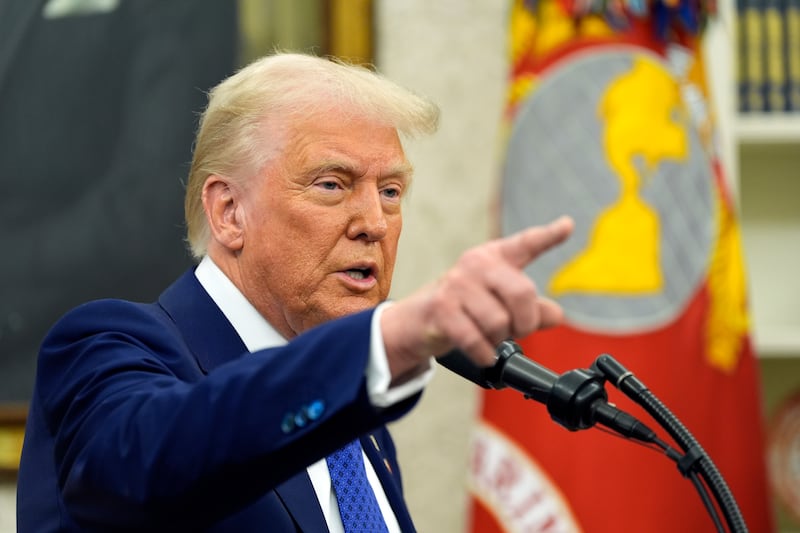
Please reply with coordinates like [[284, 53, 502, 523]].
[[550, 55, 688, 296]]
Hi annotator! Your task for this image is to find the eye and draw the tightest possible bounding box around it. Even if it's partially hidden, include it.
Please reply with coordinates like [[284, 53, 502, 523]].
[[315, 179, 343, 191], [381, 185, 403, 200]]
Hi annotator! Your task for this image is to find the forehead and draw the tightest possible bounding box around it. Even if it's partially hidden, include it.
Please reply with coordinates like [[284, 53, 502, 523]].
[[275, 108, 411, 176]]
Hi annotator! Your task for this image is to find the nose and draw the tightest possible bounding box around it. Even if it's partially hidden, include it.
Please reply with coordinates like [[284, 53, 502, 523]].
[[346, 188, 388, 242]]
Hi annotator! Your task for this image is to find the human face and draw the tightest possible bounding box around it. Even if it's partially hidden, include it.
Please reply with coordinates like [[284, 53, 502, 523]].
[[234, 110, 412, 339]]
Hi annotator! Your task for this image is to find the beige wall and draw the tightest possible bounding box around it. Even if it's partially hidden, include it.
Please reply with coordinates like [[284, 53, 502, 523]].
[[0, 3, 509, 531], [0, 484, 12, 532], [376, 2, 508, 532]]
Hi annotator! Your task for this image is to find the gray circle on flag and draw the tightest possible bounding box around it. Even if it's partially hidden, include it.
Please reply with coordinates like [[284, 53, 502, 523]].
[[501, 48, 714, 333]]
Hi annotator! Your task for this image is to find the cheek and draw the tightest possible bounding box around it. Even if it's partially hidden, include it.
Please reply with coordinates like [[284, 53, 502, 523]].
[[381, 229, 402, 293], [381, 264, 395, 299], [256, 226, 336, 293], [386, 216, 402, 259]]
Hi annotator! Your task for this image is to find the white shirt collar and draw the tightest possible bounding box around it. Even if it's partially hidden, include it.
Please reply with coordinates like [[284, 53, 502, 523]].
[[194, 255, 286, 352]]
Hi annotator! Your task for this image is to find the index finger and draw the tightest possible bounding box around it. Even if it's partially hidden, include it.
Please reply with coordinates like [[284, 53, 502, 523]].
[[499, 216, 574, 268]]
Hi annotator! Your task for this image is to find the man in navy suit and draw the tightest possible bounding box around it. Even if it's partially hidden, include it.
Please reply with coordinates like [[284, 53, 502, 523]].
[[17, 52, 574, 531]]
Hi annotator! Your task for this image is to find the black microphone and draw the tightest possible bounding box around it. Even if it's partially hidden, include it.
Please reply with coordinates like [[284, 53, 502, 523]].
[[438, 340, 656, 443]]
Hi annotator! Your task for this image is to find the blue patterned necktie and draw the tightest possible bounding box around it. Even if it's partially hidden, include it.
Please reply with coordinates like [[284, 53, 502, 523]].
[[326, 439, 390, 533]]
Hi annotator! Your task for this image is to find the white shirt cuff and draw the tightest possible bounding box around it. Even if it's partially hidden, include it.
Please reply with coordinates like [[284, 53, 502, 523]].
[[367, 301, 435, 408]]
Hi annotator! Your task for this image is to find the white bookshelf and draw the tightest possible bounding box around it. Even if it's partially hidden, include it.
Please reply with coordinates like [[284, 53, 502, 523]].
[[738, 140, 800, 357], [736, 113, 800, 144], [699, 7, 800, 531], [707, 0, 800, 359]]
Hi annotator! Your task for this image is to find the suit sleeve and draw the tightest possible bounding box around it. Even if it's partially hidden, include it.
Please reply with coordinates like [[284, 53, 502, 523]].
[[34, 301, 419, 529]]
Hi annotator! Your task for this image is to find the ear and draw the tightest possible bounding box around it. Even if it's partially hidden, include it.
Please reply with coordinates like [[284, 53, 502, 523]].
[[201, 175, 245, 252]]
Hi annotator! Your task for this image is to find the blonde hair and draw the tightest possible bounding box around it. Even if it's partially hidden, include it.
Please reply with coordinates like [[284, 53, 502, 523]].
[[184, 52, 440, 260]]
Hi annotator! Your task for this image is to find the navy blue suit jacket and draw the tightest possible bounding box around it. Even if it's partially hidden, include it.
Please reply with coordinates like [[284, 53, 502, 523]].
[[17, 269, 420, 531]]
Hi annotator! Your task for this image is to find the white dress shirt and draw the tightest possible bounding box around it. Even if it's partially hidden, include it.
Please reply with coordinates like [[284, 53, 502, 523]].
[[194, 256, 434, 532]]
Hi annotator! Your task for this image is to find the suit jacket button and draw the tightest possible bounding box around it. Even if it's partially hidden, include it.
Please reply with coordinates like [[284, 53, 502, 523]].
[[281, 413, 295, 434], [293, 411, 308, 428], [305, 399, 325, 421]]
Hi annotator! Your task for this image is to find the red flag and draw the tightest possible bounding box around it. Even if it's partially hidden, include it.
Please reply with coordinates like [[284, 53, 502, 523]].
[[468, 1, 774, 531]]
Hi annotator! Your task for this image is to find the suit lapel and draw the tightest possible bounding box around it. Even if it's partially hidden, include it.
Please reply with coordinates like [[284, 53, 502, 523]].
[[361, 433, 416, 532], [158, 269, 247, 372], [274, 471, 330, 532], [0, 0, 47, 90], [276, 434, 416, 532]]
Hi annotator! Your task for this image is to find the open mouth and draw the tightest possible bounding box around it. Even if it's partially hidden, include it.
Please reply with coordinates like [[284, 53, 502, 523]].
[[345, 268, 372, 280]]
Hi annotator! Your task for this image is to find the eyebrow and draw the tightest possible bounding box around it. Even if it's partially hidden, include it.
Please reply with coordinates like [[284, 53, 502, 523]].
[[309, 159, 414, 182]]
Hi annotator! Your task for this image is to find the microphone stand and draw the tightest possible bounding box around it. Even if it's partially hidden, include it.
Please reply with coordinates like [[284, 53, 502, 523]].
[[481, 341, 657, 441], [591, 354, 748, 533], [441, 341, 749, 531]]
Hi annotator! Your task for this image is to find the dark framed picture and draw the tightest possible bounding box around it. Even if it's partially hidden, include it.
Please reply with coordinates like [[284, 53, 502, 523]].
[[0, 0, 373, 475]]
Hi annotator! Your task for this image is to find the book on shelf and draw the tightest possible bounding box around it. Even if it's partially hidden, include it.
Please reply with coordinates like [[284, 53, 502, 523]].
[[764, 0, 785, 111], [786, 0, 800, 111], [736, 0, 800, 113], [739, 0, 766, 112]]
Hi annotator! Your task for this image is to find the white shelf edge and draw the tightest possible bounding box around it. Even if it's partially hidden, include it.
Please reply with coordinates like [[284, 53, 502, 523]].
[[735, 114, 800, 144], [753, 325, 800, 358]]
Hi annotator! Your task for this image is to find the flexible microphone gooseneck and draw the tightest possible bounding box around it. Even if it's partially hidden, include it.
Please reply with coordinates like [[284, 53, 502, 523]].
[[437, 340, 656, 443], [438, 343, 748, 532], [592, 354, 748, 533]]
